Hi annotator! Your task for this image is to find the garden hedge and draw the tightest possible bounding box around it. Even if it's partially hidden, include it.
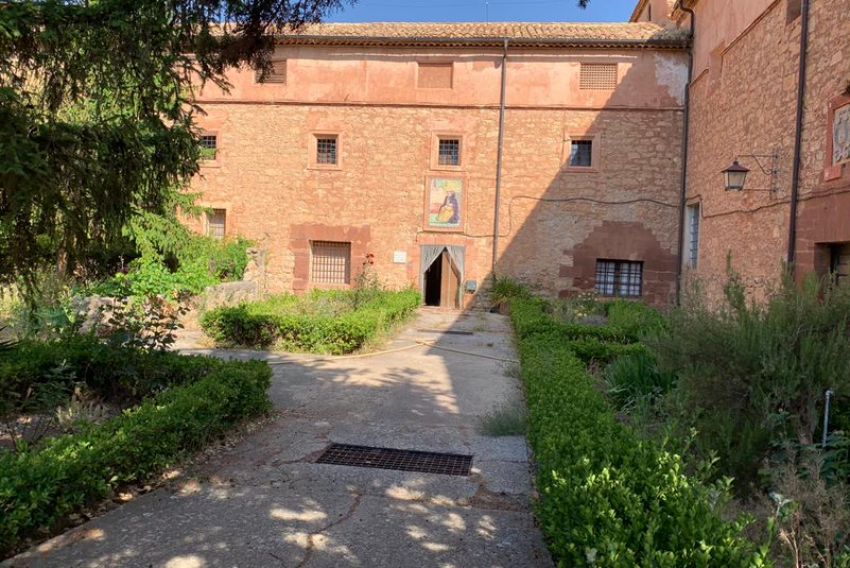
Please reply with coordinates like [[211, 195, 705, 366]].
[[201, 289, 421, 354], [510, 298, 768, 567], [0, 336, 221, 414], [0, 355, 271, 557]]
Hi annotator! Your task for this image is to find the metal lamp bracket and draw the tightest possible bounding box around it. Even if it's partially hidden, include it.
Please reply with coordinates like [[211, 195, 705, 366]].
[[736, 152, 781, 193]]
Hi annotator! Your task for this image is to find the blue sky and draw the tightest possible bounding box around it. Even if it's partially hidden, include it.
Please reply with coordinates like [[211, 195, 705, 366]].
[[327, 0, 637, 23]]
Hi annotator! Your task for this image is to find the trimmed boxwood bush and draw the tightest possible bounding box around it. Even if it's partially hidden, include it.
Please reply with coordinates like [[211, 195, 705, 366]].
[[0, 335, 221, 414], [201, 289, 421, 354], [510, 298, 768, 567], [0, 354, 271, 557]]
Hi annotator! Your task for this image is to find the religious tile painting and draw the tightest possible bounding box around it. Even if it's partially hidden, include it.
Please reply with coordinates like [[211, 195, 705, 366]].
[[834, 103, 850, 166], [426, 177, 464, 231]]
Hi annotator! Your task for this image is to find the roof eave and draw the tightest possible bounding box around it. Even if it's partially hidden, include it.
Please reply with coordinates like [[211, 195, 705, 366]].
[[276, 34, 691, 50]]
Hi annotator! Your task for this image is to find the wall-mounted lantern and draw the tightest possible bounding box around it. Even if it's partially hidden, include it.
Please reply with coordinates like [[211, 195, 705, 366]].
[[721, 152, 780, 193]]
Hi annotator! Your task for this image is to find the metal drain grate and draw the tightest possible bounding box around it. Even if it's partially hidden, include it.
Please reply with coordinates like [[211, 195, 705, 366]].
[[416, 329, 474, 336], [316, 444, 472, 476]]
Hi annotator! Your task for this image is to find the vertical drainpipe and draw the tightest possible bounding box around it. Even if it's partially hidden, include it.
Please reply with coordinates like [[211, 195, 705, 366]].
[[491, 38, 509, 274], [674, 2, 695, 305], [787, 0, 811, 275]]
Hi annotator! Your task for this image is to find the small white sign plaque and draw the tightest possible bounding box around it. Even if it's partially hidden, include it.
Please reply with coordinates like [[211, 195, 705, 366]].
[[393, 251, 407, 264]]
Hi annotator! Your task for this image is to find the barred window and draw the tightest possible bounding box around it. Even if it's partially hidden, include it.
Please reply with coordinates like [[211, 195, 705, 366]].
[[686, 204, 701, 268], [256, 59, 287, 84], [595, 259, 643, 298], [580, 63, 618, 90], [311, 241, 351, 285], [200, 134, 217, 160], [207, 209, 226, 240], [438, 138, 461, 166], [569, 140, 593, 168], [316, 136, 338, 165]]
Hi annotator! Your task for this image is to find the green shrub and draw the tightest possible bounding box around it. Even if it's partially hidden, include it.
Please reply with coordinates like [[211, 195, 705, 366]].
[[0, 357, 271, 556], [647, 274, 850, 491], [605, 299, 665, 338], [0, 335, 220, 415], [603, 351, 677, 410], [510, 297, 767, 567], [201, 289, 421, 354], [92, 236, 253, 299], [490, 276, 531, 305]]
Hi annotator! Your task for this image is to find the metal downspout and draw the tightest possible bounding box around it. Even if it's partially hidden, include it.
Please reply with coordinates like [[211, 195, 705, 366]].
[[491, 38, 509, 274], [675, 2, 696, 305], [787, 0, 811, 274]]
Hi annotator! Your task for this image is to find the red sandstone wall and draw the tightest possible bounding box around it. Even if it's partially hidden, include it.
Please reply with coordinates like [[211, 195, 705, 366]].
[[188, 46, 687, 307], [683, 0, 850, 302]]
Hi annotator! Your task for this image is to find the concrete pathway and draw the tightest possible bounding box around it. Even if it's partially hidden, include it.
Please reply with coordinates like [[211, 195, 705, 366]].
[[5, 310, 551, 568]]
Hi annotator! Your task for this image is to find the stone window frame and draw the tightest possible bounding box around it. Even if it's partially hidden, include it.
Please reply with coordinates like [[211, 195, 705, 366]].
[[416, 61, 454, 90], [430, 133, 464, 171], [309, 240, 352, 287], [200, 202, 231, 237], [309, 132, 343, 170], [562, 133, 601, 173], [824, 94, 850, 182], [199, 130, 221, 168]]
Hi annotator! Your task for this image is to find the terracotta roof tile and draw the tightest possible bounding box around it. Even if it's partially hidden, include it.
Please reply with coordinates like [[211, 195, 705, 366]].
[[276, 22, 689, 48]]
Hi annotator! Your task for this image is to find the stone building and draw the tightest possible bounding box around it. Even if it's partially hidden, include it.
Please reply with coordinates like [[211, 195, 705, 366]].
[[648, 0, 850, 300], [188, 22, 690, 308], [187, 0, 849, 308]]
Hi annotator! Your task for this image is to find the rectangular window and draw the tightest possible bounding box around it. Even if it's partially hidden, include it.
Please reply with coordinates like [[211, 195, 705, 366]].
[[438, 138, 461, 166], [200, 134, 217, 160], [569, 140, 593, 168], [595, 259, 643, 298], [829, 243, 850, 285], [256, 59, 287, 84], [311, 241, 351, 285], [686, 204, 701, 268], [580, 63, 618, 90], [207, 209, 226, 240], [316, 136, 338, 165], [418, 63, 453, 89]]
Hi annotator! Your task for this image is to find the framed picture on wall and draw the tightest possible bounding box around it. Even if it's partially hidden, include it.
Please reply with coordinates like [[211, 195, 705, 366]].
[[424, 176, 465, 232]]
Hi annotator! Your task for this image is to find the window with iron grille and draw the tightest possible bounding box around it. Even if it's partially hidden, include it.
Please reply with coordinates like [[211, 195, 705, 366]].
[[311, 241, 351, 285], [595, 259, 643, 298], [569, 140, 593, 168], [686, 204, 700, 268], [580, 63, 618, 90], [316, 136, 338, 165], [438, 138, 461, 166], [256, 59, 287, 84], [200, 134, 217, 160], [207, 209, 226, 240]]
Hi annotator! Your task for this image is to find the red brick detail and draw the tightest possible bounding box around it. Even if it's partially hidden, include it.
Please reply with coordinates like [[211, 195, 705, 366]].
[[562, 221, 677, 306], [290, 224, 371, 292]]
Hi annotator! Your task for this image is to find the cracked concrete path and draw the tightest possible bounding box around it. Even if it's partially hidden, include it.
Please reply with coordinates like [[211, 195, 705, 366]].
[[5, 310, 552, 568]]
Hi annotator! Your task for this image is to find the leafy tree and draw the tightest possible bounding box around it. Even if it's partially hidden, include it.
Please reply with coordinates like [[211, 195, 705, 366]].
[[0, 0, 350, 298]]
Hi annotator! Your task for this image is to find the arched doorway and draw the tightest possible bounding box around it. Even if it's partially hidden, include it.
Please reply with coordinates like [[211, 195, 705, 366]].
[[421, 246, 464, 309]]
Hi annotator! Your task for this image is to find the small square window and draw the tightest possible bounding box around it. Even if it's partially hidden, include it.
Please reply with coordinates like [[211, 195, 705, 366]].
[[316, 136, 338, 165], [207, 209, 226, 240], [256, 59, 287, 84], [438, 138, 461, 166], [569, 140, 593, 168], [311, 241, 351, 285], [595, 259, 643, 298], [200, 134, 217, 160]]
